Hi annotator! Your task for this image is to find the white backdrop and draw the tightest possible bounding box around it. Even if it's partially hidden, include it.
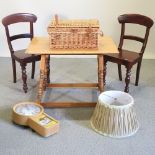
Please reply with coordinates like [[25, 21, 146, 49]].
[[0, 0, 155, 58]]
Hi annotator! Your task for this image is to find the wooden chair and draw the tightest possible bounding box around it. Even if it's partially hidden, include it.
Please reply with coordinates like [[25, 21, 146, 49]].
[[2, 13, 41, 93], [104, 14, 154, 93]]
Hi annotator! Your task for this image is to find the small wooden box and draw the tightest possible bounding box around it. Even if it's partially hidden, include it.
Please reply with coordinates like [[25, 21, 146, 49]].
[[28, 113, 59, 137], [47, 15, 100, 49]]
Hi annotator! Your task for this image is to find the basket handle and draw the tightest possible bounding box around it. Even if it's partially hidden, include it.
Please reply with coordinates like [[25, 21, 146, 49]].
[[55, 14, 59, 26], [99, 30, 104, 37]]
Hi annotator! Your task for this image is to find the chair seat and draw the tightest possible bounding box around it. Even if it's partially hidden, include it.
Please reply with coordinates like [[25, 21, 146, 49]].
[[104, 49, 141, 66], [13, 49, 41, 63]]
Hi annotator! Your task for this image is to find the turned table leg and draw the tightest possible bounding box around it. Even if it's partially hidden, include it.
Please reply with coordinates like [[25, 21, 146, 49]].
[[98, 55, 104, 93], [36, 55, 46, 104], [43, 55, 49, 90], [47, 55, 50, 84]]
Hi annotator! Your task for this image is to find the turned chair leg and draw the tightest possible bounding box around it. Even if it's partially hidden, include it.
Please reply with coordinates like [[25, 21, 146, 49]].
[[118, 64, 122, 81], [135, 60, 142, 86], [31, 61, 35, 79], [20, 63, 28, 93], [12, 59, 16, 83], [124, 66, 132, 93]]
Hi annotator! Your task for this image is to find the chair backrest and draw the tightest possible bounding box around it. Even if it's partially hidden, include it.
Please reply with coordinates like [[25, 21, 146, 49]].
[[2, 13, 37, 55], [118, 14, 154, 55]]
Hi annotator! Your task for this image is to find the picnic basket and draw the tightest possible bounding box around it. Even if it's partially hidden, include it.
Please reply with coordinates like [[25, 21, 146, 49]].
[[47, 15, 100, 49]]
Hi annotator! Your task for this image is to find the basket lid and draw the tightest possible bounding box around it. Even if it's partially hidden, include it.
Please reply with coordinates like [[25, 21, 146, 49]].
[[49, 16, 99, 28]]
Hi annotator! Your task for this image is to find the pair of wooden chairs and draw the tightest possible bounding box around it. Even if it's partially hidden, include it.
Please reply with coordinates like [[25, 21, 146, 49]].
[[2, 13, 154, 93]]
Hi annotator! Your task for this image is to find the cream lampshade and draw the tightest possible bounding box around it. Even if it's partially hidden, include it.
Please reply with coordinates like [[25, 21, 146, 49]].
[[90, 91, 139, 138]]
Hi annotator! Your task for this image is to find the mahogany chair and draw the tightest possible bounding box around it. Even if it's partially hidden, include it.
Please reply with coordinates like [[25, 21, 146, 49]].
[[2, 13, 41, 93], [104, 14, 154, 93]]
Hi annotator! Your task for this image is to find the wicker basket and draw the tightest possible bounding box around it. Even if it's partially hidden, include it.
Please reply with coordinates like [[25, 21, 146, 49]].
[[47, 15, 100, 49]]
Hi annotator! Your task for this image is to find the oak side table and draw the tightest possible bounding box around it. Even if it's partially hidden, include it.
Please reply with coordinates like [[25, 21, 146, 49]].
[[26, 36, 118, 108]]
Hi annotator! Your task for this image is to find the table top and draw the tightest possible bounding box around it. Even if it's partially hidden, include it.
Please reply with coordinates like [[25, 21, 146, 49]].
[[26, 35, 118, 55]]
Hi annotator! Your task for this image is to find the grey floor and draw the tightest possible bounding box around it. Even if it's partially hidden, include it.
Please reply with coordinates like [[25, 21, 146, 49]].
[[0, 57, 155, 155]]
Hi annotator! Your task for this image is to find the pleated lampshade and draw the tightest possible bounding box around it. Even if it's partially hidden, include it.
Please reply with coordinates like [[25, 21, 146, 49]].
[[90, 91, 139, 138]]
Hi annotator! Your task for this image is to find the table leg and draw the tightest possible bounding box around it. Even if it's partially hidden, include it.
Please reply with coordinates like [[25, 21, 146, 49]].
[[36, 55, 46, 104], [43, 55, 49, 90], [47, 55, 50, 84], [98, 55, 104, 92]]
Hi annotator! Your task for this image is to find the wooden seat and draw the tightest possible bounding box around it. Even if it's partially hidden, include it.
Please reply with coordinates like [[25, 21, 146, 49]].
[[104, 14, 154, 93], [2, 13, 41, 93]]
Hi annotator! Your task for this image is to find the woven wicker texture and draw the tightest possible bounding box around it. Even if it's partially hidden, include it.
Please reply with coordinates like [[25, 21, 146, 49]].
[[47, 15, 99, 49]]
